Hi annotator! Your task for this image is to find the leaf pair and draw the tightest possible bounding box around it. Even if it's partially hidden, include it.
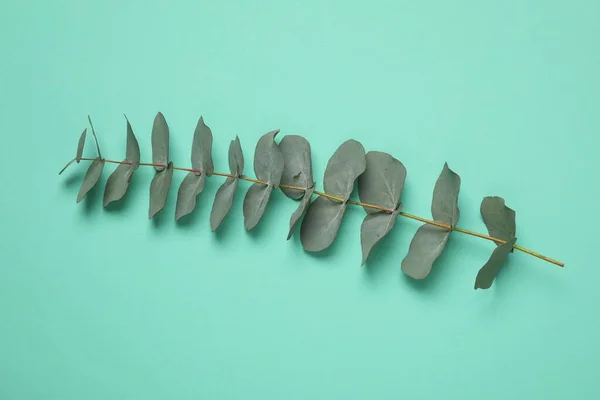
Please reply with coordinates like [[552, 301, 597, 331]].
[[474, 197, 517, 289], [358, 151, 407, 265], [300, 140, 366, 252], [401, 163, 461, 279], [59, 117, 105, 203]]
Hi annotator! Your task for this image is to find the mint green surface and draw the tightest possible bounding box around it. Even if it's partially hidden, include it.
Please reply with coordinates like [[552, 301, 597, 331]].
[[1, 1, 598, 398]]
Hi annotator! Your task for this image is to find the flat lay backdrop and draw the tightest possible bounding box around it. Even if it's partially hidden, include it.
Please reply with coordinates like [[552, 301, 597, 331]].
[[1, 1, 598, 399]]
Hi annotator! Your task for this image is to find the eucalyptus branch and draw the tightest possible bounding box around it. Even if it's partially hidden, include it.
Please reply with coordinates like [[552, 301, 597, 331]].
[[60, 113, 564, 291]]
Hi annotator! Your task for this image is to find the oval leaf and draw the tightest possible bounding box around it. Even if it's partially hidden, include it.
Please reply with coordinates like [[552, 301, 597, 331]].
[[151, 112, 169, 171], [76, 158, 105, 203], [323, 139, 366, 199], [103, 164, 135, 207], [480, 196, 516, 244], [192, 116, 214, 176], [401, 224, 450, 280], [228, 136, 244, 176], [175, 172, 206, 220], [358, 151, 406, 213], [149, 162, 174, 218], [243, 183, 274, 230], [300, 196, 347, 252], [125, 117, 140, 169], [254, 130, 284, 186], [210, 177, 238, 232], [280, 135, 313, 200], [360, 209, 400, 265], [287, 186, 314, 240], [474, 238, 517, 290], [431, 162, 461, 225], [76, 128, 87, 162]]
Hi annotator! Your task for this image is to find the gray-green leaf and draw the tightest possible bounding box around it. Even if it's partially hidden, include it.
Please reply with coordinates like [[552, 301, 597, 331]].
[[480, 196, 516, 244], [254, 129, 284, 186], [175, 172, 206, 220], [243, 183, 274, 230], [287, 186, 314, 240], [323, 139, 366, 199], [76, 158, 104, 203], [431, 162, 461, 226], [210, 177, 238, 231], [76, 128, 86, 162], [191, 116, 214, 176], [152, 112, 169, 171], [360, 208, 401, 265], [87, 116, 102, 158], [401, 224, 450, 280], [149, 162, 173, 218], [229, 136, 244, 176], [300, 196, 347, 252], [103, 118, 141, 207], [358, 151, 406, 213], [280, 135, 313, 200], [474, 238, 517, 290], [103, 164, 135, 207]]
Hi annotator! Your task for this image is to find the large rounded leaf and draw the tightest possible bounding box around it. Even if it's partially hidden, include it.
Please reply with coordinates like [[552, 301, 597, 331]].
[[76, 158, 105, 203], [323, 139, 366, 199], [360, 208, 400, 265], [358, 151, 406, 213], [474, 238, 517, 290], [401, 225, 450, 280], [151, 112, 169, 171], [431, 162, 461, 226], [280, 135, 313, 200], [253, 129, 284, 185], [243, 183, 274, 230], [287, 186, 314, 240], [480, 196, 516, 244], [175, 172, 206, 220], [300, 196, 347, 252], [210, 177, 238, 232], [149, 162, 173, 219]]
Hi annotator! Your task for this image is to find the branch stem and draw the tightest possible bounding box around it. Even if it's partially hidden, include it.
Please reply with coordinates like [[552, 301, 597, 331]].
[[77, 157, 564, 268]]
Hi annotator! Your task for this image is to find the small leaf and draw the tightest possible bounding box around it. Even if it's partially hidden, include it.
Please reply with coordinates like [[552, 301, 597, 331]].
[[228, 136, 244, 175], [243, 183, 274, 230], [210, 177, 238, 231], [87, 116, 102, 158], [474, 238, 517, 290], [300, 196, 347, 252], [76, 128, 87, 162], [152, 112, 169, 171], [280, 135, 313, 200], [149, 162, 174, 218], [191, 116, 214, 176], [103, 118, 141, 207], [323, 139, 366, 199], [401, 224, 450, 280], [254, 129, 284, 185], [287, 186, 314, 240], [59, 159, 76, 175], [358, 151, 406, 213], [103, 164, 135, 207], [76, 158, 104, 203], [431, 162, 461, 226], [175, 172, 206, 220], [360, 208, 400, 265], [480, 196, 516, 244]]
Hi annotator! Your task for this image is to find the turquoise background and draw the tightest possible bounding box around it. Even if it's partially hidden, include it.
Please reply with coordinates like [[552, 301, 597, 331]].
[[1, 0, 598, 398]]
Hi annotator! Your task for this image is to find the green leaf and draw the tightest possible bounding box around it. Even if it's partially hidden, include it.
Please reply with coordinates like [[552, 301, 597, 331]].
[[229, 136, 244, 176], [87, 116, 102, 158], [148, 162, 173, 218], [287, 186, 314, 240], [76, 158, 104, 203], [474, 238, 517, 290], [210, 177, 238, 232], [431, 162, 461, 226], [480, 196, 516, 244], [175, 172, 206, 220], [151, 112, 169, 171], [103, 117, 141, 207], [280, 135, 313, 200], [323, 139, 366, 199], [360, 209, 400, 265], [300, 196, 347, 252], [358, 151, 406, 213], [191, 116, 214, 176], [242, 130, 284, 230], [59, 159, 76, 175], [76, 128, 86, 162], [401, 225, 451, 279], [243, 183, 274, 230]]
